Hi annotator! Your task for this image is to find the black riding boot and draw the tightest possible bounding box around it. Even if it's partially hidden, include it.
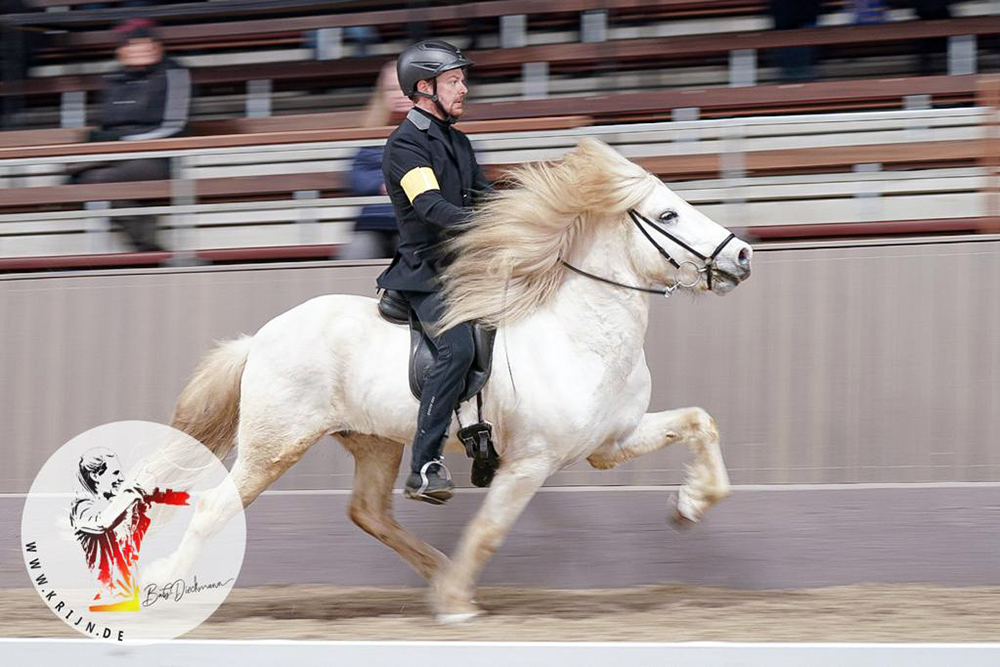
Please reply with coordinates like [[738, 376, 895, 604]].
[[404, 459, 454, 505]]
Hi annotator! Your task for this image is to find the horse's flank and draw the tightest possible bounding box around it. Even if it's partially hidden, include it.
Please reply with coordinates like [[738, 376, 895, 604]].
[[435, 138, 658, 334]]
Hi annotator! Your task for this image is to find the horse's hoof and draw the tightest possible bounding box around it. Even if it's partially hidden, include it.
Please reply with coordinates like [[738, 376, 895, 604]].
[[670, 509, 696, 531], [668, 492, 699, 530], [436, 610, 483, 625]]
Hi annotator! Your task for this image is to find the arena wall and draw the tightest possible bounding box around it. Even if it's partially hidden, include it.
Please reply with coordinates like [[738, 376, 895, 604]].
[[2, 238, 998, 494]]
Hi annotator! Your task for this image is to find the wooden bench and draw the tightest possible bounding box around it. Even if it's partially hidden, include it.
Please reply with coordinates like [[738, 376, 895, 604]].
[[0, 115, 592, 161], [0, 71, 989, 156], [2, 94, 998, 263], [23, 0, 989, 56], [15, 0, 769, 39], [5, 13, 996, 102], [0, 131, 991, 228]]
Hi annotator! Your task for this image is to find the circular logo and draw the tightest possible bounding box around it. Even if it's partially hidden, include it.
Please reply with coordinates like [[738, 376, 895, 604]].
[[21, 421, 246, 642]]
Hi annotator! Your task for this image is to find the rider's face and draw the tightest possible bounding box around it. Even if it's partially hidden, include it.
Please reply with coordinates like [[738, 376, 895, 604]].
[[432, 69, 468, 118]]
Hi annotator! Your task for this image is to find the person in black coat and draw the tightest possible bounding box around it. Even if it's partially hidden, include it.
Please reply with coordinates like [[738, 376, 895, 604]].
[[767, 0, 824, 82], [909, 0, 955, 75], [376, 40, 490, 505], [68, 19, 191, 252], [0, 0, 48, 129]]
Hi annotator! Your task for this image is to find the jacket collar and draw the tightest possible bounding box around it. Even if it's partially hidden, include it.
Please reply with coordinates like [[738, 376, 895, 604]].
[[406, 108, 433, 131], [408, 107, 457, 161]]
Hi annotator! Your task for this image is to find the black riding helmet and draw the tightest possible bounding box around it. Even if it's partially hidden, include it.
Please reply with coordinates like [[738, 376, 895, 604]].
[[397, 40, 474, 120]]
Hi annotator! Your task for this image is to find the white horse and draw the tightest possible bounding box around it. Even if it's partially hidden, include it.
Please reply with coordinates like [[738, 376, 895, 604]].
[[149, 138, 752, 622]]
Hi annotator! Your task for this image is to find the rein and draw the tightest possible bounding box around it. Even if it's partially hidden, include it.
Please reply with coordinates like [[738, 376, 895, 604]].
[[560, 208, 737, 298]]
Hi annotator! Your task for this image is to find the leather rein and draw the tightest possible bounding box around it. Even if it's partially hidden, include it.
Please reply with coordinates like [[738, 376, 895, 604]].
[[560, 209, 737, 298]]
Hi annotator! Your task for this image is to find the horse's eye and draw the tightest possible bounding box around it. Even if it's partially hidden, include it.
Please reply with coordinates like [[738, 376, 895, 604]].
[[660, 210, 678, 223]]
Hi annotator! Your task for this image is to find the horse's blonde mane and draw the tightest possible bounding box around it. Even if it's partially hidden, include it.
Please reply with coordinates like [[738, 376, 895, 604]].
[[435, 138, 657, 333]]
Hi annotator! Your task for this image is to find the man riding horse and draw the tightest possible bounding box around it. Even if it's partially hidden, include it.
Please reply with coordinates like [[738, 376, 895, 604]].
[[377, 40, 492, 505]]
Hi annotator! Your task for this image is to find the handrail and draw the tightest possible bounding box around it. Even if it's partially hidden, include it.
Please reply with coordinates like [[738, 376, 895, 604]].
[[3, 217, 997, 274], [0, 116, 593, 163]]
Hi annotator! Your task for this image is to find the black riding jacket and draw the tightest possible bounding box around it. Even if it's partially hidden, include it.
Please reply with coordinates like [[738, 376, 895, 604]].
[[376, 107, 490, 293], [95, 57, 191, 141]]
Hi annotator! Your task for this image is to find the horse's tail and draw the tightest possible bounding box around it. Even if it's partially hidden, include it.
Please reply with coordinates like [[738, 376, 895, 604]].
[[171, 335, 253, 461]]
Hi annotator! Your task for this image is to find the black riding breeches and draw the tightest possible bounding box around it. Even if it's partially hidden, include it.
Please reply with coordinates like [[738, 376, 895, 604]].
[[401, 289, 476, 473]]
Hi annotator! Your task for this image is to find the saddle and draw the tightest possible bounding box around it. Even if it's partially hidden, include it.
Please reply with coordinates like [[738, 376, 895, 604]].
[[378, 290, 500, 485]]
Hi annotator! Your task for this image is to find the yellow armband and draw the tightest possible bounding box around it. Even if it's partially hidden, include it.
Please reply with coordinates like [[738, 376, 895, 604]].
[[400, 167, 440, 203]]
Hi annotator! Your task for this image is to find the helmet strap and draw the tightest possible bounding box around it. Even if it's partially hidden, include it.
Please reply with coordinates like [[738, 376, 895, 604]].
[[413, 78, 456, 125]]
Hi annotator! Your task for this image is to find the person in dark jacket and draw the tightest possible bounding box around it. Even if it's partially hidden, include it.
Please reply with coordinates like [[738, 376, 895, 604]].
[[342, 146, 400, 259], [910, 0, 955, 75], [768, 0, 824, 82], [69, 19, 191, 252], [0, 0, 48, 129], [376, 40, 490, 505]]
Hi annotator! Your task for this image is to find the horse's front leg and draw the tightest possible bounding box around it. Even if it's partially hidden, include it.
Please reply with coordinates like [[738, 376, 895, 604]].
[[429, 455, 550, 623], [587, 407, 731, 524]]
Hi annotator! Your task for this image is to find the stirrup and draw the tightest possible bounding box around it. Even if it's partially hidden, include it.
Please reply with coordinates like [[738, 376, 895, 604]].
[[416, 459, 452, 490], [404, 459, 453, 504]]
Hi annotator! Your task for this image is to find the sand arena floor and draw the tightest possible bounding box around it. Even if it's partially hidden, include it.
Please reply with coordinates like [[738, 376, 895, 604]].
[[3, 583, 1000, 642]]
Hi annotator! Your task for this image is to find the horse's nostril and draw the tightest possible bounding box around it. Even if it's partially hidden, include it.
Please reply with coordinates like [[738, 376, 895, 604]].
[[737, 247, 751, 268]]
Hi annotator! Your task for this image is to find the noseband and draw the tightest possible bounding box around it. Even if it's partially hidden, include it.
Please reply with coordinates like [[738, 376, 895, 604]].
[[560, 209, 738, 297]]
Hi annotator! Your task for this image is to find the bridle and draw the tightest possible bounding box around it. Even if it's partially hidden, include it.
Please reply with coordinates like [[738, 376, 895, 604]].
[[561, 208, 737, 298]]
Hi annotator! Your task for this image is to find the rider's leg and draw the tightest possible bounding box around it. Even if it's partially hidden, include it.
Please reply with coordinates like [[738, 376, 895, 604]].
[[403, 290, 476, 504]]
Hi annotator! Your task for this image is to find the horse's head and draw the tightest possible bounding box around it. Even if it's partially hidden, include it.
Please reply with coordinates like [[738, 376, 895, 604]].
[[627, 173, 752, 296], [564, 138, 751, 297], [434, 138, 753, 333]]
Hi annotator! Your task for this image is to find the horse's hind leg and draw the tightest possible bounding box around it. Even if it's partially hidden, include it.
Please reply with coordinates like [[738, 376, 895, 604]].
[[341, 434, 449, 580], [587, 407, 731, 524], [143, 424, 329, 585]]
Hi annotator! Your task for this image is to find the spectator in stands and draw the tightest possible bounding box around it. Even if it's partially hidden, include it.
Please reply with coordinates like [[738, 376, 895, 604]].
[[340, 61, 412, 260], [767, 0, 823, 83], [344, 26, 380, 57], [911, 0, 954, 20], [909, 0, 955, 75], [68, 19, 191, 252], [851, 0, 887, 24], [0, 0, 47, 129]]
